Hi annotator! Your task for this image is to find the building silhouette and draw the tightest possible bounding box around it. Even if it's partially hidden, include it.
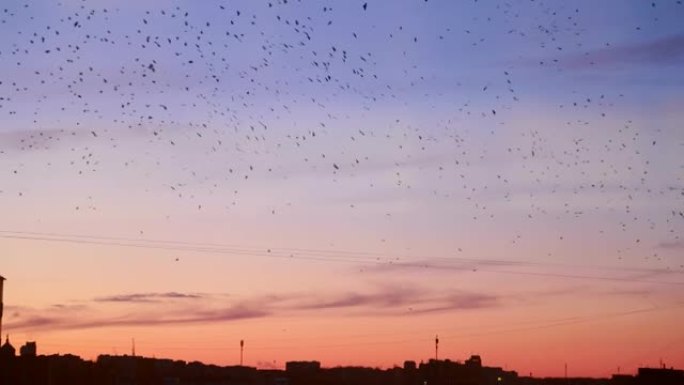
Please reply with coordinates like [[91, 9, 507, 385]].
[[0, 336, 15, 359], [633, 367, 683, 385], [19, 342, 37, 358]]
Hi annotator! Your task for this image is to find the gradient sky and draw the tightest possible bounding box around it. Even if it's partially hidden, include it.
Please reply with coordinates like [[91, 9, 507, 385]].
[[1, 0, 683, 378]]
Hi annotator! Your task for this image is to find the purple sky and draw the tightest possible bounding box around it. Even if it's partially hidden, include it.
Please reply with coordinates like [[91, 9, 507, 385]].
[[0, 0, 683, 377]]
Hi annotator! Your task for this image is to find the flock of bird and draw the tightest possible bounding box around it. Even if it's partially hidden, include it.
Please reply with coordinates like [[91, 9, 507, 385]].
[[0, 0, 682, 276]]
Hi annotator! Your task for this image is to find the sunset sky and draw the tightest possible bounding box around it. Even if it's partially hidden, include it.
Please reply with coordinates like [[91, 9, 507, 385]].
[[1, 0, 683, 378]]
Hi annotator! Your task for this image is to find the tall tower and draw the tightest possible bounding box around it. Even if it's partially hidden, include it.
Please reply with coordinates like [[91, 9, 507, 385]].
[[240, 340, 244, 366], [0, 275, 5, 340], [435, 335, 439, 361]]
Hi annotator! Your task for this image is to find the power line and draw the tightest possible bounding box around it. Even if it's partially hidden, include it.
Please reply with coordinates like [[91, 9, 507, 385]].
[[1, 230, 682, 285], [1, 230, 675, 274]]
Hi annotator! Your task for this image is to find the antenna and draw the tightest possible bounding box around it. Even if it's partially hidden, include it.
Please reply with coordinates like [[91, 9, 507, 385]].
[[435, 335, 439, 361], [132, 338, 136, 357], [240, 339, 244, 366]]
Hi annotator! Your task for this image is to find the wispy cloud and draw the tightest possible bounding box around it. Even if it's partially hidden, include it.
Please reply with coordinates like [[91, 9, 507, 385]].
[[6, 305, 268, 331], [362, 257, 684, 287], [558, 34, 684, 70], [658, 239, 684, 250], [362, 258, 524, 274], [291, 286, 425, 310], [282, 285, 500, 316], [405, 292, 499, 315], [94, 292, 206, 303], [17, 284, 660, 333], [5, 286, 500, 332]]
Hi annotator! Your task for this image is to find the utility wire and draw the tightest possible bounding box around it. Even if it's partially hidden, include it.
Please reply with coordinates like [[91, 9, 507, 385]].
[[1, 230, 683, 285]]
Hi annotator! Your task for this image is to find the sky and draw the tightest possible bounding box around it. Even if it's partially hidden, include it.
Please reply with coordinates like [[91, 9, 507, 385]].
[[0, 0, 683, 378]]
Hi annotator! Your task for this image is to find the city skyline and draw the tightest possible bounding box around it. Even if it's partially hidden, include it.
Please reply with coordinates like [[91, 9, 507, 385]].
[[0, 0, 682, 378], [1, 334, 682, 380]]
